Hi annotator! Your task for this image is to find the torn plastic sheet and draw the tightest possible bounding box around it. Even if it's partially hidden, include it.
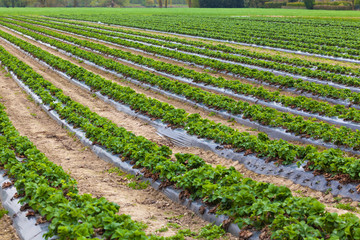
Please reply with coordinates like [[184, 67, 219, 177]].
[[4, 32, 360, 156], [7, 25, 360, 112], [0, 166, 52, 240]]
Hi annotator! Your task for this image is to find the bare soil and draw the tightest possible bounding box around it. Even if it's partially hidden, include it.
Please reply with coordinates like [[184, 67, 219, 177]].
[[0, 205, 19, 240]]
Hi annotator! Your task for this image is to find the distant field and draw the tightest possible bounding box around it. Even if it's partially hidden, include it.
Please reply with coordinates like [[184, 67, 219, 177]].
[[0, 7, 360, 18]]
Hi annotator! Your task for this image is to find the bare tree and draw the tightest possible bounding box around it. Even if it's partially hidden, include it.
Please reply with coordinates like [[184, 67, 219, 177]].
[[158, 0, 162, 7]]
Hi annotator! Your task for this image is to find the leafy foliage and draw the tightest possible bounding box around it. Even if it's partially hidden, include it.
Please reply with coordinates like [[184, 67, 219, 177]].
[[198, 0, 244, 8], [304, 0, 315, 9], [0, 208, 8, 219]]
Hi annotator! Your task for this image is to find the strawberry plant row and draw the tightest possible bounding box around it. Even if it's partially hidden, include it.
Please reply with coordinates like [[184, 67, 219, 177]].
[[52, 15, 360, 42], [17, 39, 360, 201], [11, 18, 360, 126], [5, 24, 360, 155], [4, 28, 360, 184], [9, 19, 360, 107], [83, 21, 360, 64], [21, 17, 360, 90], [2, 38, 360, 240], [0, 86, 155, 240], [39, 16, 360, 78], [50, 15, 360, 61]]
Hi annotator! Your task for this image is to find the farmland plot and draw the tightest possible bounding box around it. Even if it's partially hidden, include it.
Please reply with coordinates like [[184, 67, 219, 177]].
[[1, 10, 360, 239]]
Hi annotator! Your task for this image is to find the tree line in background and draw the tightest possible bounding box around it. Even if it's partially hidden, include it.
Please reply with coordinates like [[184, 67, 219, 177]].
[[2, 0, 355, 11], [0, 0, 188, 7], [0, 0, 249, 7], [12, 0, 352, 8], [196, 0, 243, 7]]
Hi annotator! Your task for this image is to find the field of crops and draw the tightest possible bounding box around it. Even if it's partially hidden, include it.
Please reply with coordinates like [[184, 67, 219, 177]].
[[1, 8, 360, 240]]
